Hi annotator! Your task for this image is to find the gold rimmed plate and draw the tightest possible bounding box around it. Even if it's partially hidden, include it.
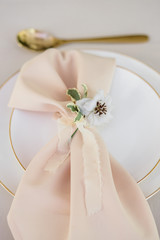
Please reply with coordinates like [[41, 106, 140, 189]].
[[0, 50, 160, 199]]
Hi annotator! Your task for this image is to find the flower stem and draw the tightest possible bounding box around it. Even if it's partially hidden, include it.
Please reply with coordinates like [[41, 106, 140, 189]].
[[71, 128, 78, 139]]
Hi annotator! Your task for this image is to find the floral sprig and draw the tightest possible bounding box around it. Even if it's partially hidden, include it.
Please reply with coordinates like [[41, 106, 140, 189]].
[[66, 84, 112, 138], [66, 84, 88, 122]]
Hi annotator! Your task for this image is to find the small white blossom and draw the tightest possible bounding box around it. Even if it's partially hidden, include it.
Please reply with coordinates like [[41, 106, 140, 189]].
[[76, 90, 112, 126]]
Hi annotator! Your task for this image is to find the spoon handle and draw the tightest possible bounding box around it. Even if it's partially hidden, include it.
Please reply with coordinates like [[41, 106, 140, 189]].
[[58, 35, 148, 45]]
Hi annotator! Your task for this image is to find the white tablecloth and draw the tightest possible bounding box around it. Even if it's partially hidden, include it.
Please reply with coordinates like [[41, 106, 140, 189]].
[[0, 0, 160, 239]]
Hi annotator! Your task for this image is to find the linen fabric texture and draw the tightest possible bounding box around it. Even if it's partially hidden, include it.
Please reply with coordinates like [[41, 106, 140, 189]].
[[7, 49, 159, 240]]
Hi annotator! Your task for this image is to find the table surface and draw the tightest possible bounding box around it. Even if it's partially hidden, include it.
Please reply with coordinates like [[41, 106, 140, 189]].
[[0, 0, 160, 239]]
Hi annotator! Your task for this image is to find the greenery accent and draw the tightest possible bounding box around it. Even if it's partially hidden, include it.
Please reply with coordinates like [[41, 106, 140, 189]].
[[71, 128, 78, 139], [66, 103, 79, 112], [74, 112, 83, 122], [66, 84, 88, 138], [67, 88, 81, 101], [82, 84, 88, 98]]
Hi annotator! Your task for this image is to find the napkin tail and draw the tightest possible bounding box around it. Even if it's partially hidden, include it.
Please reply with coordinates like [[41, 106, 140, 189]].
[[77, 124, 102, 216], [45, 116, 103, 216]]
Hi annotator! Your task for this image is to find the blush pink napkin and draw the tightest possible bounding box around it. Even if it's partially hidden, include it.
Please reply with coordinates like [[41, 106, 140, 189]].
[[7, 49, 159, 240]]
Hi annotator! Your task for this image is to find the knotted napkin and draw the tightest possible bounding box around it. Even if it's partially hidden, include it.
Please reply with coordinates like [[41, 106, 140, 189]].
[[7, 49, 159, 240]]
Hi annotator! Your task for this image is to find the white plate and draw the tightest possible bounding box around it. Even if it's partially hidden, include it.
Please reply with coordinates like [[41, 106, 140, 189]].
[[0, 50, 160, 199]]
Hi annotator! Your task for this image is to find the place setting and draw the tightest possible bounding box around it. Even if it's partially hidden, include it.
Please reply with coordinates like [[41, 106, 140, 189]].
[[0, 27, 160, 240]]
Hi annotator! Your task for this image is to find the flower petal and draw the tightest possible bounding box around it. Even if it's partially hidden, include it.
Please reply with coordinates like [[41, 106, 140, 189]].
[[76, 98, 91, 116]]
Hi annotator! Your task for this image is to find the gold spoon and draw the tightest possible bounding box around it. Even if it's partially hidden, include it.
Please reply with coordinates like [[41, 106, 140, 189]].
[[17, 28, 149, 51]]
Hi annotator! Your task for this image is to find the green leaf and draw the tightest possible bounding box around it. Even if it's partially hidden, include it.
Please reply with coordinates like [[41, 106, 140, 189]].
[[82, 84, 88, 98], [74, 112, 83, 122], [66, 103, 78, 112], [67, 88, 81, 101]]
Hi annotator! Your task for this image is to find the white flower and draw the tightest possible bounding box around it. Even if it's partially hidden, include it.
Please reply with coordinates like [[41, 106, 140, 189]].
[[76, 90, 112, 126]]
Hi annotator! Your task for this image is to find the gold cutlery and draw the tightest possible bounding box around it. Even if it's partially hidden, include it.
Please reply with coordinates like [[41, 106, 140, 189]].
[[17, 28, 149, 51]]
